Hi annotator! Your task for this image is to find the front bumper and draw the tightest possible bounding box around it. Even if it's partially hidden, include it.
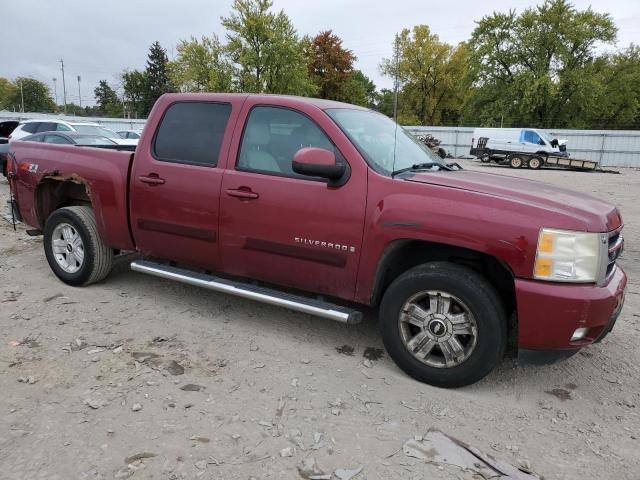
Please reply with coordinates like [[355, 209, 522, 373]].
[[515, 266, 626, 351]]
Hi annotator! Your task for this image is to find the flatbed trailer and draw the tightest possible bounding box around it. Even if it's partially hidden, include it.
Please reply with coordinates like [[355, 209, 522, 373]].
[[477, 149, 598, 171]]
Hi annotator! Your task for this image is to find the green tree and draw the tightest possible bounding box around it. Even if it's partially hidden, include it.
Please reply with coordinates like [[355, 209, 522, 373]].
[[94, 80, 122, 116], [144, 41, 173, 114], [168, 35, 233, 93], [464, 0, 617, 127], [7, 77, 56, 113], [381, 26, 469, 125], [339, 70, 377, 107], [122, 69, 148, 118], [588, 45, 640, 129], [0, 77, 18, 110], [221, 0, 315, 95], [306, 30, 356, 100]]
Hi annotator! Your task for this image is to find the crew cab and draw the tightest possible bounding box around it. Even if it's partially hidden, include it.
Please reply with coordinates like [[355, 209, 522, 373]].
[[6, 94, 627, 388]]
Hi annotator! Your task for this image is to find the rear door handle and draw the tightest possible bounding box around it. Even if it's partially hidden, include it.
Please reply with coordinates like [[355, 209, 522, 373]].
[[139, 174, 165, 185], [226, 188, 259, 199]]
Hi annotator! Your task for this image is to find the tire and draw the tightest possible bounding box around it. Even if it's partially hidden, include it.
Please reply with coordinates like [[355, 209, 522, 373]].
[[480, 153, 491, 163], [509, 155, 523, 168], [528, 156, 543, 170], [379, 262, 506, 388], [43, 206, 113, 286]]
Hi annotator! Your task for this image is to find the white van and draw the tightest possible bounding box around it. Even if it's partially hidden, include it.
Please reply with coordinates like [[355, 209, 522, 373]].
[[470, 128, 568, 160]]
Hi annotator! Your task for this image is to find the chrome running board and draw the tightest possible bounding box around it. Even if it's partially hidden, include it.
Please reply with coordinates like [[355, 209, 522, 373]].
[[130, 260, 362, 324]]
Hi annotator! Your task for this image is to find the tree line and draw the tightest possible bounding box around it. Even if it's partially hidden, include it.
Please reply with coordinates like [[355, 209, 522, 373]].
[[1, 0, 639, 129]]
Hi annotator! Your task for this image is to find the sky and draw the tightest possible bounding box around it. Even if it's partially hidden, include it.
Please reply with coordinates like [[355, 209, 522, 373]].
[[2, 0, 639, 107]]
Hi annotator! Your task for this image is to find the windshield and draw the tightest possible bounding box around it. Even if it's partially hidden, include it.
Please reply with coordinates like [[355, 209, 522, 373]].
[[538, 130, 554, 143], [72, 124, 118, 138], [326, 109, 444, 175], [74, 136, 116, 146]]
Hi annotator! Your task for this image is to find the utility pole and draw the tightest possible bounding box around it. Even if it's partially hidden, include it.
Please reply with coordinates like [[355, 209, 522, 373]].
[[52, 77, 58, 105], [392, 34, 400, 124], [20, 80, 25, 113], [77, 75, 82, 109], [60, 58, 67, 114]]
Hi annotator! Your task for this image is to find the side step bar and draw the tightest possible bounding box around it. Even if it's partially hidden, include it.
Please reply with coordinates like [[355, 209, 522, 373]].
[[130, 260, 362, 324]]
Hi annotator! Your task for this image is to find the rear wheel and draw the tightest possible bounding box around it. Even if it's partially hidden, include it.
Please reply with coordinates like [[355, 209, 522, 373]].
[[509, 155, 523, 168], [379, 262, 507, 388], [43, 206, 113, 286], [528, 156, 543, 170]]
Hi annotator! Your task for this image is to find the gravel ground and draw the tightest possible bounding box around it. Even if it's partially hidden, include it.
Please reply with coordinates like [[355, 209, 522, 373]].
[[0, 160, 638, 480]]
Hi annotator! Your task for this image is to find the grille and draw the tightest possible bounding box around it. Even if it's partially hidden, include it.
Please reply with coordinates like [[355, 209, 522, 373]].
[[606, 229, 624, 276]]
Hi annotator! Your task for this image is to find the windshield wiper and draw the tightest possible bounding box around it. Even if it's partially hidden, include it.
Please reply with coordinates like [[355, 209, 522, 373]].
[[392, 162, 453, 177]]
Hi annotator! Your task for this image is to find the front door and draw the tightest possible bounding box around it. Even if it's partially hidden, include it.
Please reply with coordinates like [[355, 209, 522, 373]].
[[219, 102, 367, 300], [130, 99, 239, 270]]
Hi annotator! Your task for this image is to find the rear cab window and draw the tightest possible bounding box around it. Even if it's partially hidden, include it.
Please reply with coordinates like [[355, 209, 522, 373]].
[[153, 101, 232, 167]]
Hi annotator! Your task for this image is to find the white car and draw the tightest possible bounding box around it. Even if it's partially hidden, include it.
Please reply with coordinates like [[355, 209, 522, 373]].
[[116, 129, 142, 140], [10, 119, 138, 146]]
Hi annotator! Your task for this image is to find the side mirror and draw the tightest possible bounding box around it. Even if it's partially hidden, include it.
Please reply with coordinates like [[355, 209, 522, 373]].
[[292, 147, 345, 181]]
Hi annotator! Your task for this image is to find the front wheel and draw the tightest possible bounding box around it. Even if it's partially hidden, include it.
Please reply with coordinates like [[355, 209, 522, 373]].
[[379, 262, 506, 388], [43, 206, 113, 286]]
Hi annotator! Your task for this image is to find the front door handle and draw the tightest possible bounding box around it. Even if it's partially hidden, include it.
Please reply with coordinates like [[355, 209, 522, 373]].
[[139, 174, 165, 186], [226, 188, 259, 199]]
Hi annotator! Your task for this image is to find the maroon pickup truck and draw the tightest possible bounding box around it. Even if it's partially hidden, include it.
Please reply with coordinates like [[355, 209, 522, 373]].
[[6, 94, 626, 387]]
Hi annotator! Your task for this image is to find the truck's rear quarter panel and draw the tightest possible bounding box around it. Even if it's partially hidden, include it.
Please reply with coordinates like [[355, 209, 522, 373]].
[[11, 142, 134, 250]]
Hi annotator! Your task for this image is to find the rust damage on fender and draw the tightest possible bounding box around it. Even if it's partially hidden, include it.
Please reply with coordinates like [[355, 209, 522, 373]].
[[33, 172, 93, 227]]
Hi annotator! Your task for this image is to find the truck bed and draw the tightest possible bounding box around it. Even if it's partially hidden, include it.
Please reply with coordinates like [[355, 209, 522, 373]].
[[9, 141, 135, 250]]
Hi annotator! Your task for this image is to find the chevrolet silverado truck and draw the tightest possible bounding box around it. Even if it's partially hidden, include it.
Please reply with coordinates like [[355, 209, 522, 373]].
[[6, 94, 627, 388]]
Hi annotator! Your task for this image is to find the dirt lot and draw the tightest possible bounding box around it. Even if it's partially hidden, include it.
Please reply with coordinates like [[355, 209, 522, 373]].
[[1, 160, 638, 480]]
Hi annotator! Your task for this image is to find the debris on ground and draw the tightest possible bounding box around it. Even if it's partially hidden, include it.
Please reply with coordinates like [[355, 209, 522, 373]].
[[402, 429, 540, 479], [180, 384, 204, 392], [334, 466, 363, 480], [335, 345, 354, 356], [124, 452, 157, 464], [297, 456, 327, 479]]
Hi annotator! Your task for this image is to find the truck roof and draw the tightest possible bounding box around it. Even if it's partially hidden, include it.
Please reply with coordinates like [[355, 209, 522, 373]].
[[158, 93, 370, 111]]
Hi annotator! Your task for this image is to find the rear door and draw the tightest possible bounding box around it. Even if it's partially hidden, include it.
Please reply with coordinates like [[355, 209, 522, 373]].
[[218, 100, 368, 300], [130, 99, 241, 270]]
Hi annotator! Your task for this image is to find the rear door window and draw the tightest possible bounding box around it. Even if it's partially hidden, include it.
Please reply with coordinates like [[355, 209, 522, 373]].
[[153, 102, 232, 167], [21, 122, 39, 134], [43, 134, 72, 144], [56, 123, 73, 132], [36, 122, 58, 133]]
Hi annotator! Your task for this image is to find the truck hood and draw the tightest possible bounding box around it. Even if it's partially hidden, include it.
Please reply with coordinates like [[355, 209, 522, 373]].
[[406, 170, 621, 232]]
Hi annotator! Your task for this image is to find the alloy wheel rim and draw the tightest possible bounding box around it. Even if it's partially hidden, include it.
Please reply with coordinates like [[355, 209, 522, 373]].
[[398, 290, 478, 368], [51, 223, 85, 274]]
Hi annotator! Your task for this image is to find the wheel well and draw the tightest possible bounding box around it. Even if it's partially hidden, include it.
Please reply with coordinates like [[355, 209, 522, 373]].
[[36, 177, 92, 226], [372, 239, 516, 314]]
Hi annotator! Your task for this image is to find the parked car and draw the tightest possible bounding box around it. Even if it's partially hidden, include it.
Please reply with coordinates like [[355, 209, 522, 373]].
[[9, 119, 137, 145], [6, 93, 626, 388], [470, 127, 568, 168], [0, 120, 19, 141], [21, 132, 119, 146], [117, 130, 142, 140], [0, 142, 9, 176]]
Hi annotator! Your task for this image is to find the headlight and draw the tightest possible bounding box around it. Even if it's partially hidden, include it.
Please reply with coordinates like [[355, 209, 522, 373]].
[[534, 228, 605, 283]]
